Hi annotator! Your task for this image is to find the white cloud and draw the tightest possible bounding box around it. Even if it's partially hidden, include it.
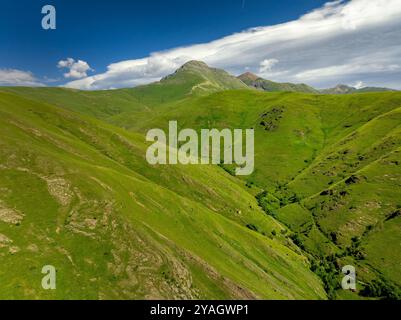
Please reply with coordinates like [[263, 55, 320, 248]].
[[58, 58, 93, 79], [0, 69, 44, 87], [65, 0, 401, 90], [352, 81, 365, 89], [294, 59, 401, 81], [259, 59, 279, 73]]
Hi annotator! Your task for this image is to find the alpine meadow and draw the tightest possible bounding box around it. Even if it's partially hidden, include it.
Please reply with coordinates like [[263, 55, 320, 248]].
[[1, 0, 401, 302]]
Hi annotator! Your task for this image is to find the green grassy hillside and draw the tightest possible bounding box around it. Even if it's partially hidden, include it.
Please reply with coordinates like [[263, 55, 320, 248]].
[[1, 62, 400, 300], [97, 89, 401, 299], [1, 61, 248, 123], [0, 90, 326, 299]]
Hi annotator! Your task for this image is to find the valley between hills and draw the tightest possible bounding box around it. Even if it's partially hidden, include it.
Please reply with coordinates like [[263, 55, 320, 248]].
[[0, 61, 400, 299]]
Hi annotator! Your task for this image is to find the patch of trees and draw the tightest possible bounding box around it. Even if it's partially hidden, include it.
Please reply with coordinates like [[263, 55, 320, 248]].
[[361, 278, 401, 300], [385, 209, 401, 221], [310, 255, 341, 299], [345, 236, 365, 260], [259, 107, 284, 131], [290, 233, 341, 299], [289, 233, 305, 250], [255, 191, 280, 216], [246, 224, 258, 232], [345, 175, 360, 185]]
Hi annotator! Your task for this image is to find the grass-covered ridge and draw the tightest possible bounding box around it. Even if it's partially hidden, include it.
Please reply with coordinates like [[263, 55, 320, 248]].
[[1, 61, 400, 300], [0, 90, 326, 299]]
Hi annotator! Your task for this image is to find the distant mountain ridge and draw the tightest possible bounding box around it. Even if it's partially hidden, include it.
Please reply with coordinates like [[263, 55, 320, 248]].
[[321, 84, 397, 94], [238, 72, 319, 94], [237, 71, 397, 94]]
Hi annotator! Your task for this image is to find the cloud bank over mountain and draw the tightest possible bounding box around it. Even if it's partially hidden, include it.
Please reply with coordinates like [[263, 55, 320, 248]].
[[65, 0, 401, 90]]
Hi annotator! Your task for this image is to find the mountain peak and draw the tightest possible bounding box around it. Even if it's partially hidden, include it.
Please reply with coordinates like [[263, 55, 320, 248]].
[[181, 60, 209, 69], [167, 60, 214, 77], [176, 60, 213, 74], [238, 72, 260, 82], [320, 84, 356, 94], [161, 60, 210, 80], [160, 60, 249, 94], [335, 84, 353, 89]]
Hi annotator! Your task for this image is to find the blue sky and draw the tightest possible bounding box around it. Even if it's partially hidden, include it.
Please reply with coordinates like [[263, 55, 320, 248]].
[[1, 0, 401, 89]]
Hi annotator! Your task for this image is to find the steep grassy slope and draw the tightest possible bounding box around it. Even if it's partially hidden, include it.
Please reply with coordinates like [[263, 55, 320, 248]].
[[1, 87, 147, 120], [104, 89, 401, 298], [0, 90, 326, 299], [2, 62, 401, 299], [117, 90, 325, 188]]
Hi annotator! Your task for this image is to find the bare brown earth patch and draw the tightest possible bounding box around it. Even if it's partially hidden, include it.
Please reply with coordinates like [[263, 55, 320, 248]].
[[45, 177, 73, 206], [0, 201, 24, 225], [0, 233, 12, 248]]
